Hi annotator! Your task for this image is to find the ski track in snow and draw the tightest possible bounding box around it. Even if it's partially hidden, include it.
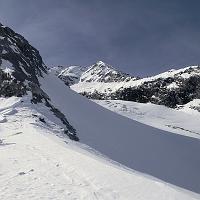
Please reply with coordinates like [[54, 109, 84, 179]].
[[0, 99, 119, 200]]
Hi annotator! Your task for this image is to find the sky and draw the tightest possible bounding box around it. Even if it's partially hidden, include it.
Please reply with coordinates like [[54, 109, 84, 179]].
[[0, 0, 200, 77]]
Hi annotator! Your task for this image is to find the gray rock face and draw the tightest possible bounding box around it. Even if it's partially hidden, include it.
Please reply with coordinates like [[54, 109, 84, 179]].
[[0, 23, 48, 98], [0, 23, 47, 85]]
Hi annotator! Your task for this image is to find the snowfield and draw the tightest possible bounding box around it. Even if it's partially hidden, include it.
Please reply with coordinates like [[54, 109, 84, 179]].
[[0, 72, 200, 199], [1, 98, 199, 199], [40, 71, 200, 194]]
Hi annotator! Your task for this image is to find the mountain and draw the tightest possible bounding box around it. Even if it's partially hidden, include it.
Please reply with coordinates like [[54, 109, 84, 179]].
[[1, 23, 200, 199], [0, 23, 78, 140], [115, 66, 200, 108], [79, 61, 137, 83], [56, 63, 200, 109], [54, 60, 137, 86]]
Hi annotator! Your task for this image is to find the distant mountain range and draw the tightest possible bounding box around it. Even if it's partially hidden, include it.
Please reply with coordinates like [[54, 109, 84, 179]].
[[54, 61, 200, 109]]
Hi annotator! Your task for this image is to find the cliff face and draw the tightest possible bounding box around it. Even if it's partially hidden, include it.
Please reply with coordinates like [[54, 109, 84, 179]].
[[0, 23, 47, 84]]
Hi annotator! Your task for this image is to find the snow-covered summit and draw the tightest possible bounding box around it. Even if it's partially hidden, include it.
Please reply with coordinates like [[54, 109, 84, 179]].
[[80, 61, 136, 83], [53, 61, 137, 86]]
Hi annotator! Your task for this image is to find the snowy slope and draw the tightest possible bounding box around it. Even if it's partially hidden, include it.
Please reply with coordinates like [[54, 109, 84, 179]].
[[178, 99, 200, 115], [0, 96, 200, 200], [94, 100, 200, 139], [40, 71, 200, 194]]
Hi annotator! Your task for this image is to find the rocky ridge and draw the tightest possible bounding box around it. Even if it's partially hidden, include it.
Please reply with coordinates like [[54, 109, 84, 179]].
[[0, 23, 78, 140]]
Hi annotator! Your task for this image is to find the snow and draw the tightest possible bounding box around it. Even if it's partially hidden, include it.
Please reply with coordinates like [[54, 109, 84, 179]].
[[178, 99, 200, 115], [2, 49, 7, 54], [94, 100, 200, 139], [19, 62, 29, 76], [60, 66, 87, 78], [10, 44, 20, 53], [167, 82, 179, 89], [0, 95, 199, 200], [0, 97, 21, 111], [40, 72, 200, 194], [0, 59, 14, 71], [0, 114, 6, 123]]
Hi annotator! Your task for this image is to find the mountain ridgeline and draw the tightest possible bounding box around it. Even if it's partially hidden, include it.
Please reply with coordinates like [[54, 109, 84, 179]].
[[0, 23, 78, 141], [116, 67, 200, 108], [56, 62, 200, 109]]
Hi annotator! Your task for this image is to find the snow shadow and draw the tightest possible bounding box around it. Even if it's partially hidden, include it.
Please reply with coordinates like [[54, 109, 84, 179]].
[[41, 73, 200, 194]]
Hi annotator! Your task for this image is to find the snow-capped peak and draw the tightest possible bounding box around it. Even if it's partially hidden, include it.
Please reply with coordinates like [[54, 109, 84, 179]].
[[80, 61, 136, 83], [53, 61, 137, 86], [96, 60, 107, 66]]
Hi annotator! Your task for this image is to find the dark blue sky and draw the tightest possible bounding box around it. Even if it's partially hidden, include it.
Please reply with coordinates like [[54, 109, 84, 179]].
[[0, 0, 200, 76]]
